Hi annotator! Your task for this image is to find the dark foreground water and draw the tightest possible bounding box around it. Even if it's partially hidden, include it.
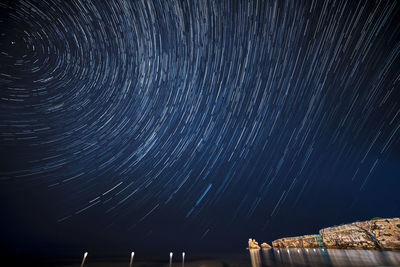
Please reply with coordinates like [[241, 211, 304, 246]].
[[249, 248, 400, 267], [56, 249, 400, 267]]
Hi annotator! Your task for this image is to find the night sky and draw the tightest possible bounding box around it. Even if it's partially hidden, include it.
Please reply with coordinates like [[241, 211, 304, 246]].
[[1, 0, 400, 260]]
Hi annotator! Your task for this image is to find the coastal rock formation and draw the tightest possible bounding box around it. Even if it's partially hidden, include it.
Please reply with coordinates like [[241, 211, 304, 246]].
[[261, 242, 272, 249], [320, 218, 400, 250], [272, 234, 324, 248], [248, 238, 260, 249], [271, 218, 400, 250]]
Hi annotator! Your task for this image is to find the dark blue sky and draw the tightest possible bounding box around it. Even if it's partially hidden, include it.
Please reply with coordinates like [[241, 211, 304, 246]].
[[1, 0, 400, 260]]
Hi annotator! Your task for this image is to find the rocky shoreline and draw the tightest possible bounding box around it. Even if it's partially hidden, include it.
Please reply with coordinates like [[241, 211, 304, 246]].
[[249, 218, 400, 251]]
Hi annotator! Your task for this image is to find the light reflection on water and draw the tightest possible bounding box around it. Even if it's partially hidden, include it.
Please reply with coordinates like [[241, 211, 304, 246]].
[[250, 248, 400, 267]]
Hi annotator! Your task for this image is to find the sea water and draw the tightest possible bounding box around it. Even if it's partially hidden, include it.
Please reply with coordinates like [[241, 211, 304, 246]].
[[250, 248, 400, 267], [59, 248, 400, 266]]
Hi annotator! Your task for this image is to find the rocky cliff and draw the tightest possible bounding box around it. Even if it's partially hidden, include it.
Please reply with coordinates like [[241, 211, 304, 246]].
[[320, 218, 400, 250], [271, 218, 400, 250], [248, 238, 260, 249], [272, 234, 324, 248], [247, 239, 272, 249]]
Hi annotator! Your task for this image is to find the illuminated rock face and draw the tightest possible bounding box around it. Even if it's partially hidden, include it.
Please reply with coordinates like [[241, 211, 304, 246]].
[[320, 224, 376, 249], [248, 239, 260, 249], [320, 218, 400, 250], [261, 242, 271, 249], [271, 218, 400, 250], [272, 235, 323, 248]]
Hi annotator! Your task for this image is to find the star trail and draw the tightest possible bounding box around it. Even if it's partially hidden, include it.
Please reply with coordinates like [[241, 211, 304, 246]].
[[0, 0, 400, 255]]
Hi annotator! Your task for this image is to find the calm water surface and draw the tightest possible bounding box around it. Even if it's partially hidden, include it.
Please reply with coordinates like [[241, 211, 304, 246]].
[[60, 248, 400, 267], [250, 248, 400, 267]]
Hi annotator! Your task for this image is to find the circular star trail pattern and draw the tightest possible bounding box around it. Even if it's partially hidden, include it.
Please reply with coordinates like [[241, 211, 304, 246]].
[[1, 0, 400, 249]]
